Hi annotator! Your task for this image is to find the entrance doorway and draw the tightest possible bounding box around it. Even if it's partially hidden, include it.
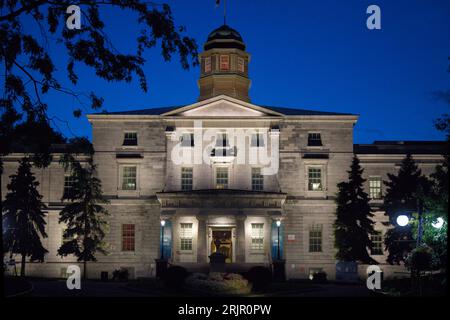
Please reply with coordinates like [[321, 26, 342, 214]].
[[210, 228, 233, 263]]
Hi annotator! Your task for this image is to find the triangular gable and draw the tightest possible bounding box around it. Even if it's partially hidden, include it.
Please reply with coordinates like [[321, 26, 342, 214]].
[[161, 95, 284, 117]]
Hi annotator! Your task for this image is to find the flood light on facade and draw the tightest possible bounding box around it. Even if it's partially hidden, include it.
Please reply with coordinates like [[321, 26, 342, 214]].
[[432, 217, 444, 229], [396, 215, 409, 227]]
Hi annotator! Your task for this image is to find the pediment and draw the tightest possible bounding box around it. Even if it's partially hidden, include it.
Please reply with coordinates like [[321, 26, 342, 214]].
[[161, 95, 283, 117]]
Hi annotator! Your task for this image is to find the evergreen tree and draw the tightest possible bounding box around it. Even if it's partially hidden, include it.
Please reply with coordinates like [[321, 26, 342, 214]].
[[334, 156, 377, 264], [383, 154, 430, 264], [58, 148, 109, 280], [2, 158, 48, 276]]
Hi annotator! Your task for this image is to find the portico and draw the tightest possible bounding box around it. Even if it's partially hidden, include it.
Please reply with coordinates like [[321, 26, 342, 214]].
[[156, 190, 286, 268]]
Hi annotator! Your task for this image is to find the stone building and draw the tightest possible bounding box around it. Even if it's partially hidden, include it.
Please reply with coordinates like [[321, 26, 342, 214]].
[[1, 25, 446, 280]]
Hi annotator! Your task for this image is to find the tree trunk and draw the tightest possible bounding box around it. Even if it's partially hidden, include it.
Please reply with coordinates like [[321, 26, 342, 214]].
[[20, 254, 26, 277]]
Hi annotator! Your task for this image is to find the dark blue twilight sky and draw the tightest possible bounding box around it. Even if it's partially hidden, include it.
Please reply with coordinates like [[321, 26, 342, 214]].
[[20, 0, 450, 143]]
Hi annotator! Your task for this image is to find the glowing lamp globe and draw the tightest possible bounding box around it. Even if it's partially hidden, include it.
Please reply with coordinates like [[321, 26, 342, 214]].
[[432, 217, 444, 229], [396, 215, 409, 227], [160, 220, 166, 227], [276, 220, 281, 227]]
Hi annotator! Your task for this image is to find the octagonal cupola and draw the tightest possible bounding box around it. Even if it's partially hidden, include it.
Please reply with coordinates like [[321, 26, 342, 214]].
[[198, 24, 251, 102]]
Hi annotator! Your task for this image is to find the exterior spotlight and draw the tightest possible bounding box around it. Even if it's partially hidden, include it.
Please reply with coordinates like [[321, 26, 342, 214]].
[[276, 220, 281, 227], [432, 217, 444, 229], [160, 220, 166, 227], [396, 215, 409, 227]]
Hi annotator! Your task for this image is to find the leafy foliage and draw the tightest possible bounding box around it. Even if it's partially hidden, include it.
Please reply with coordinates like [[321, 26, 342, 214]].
[[0, 0, 198, 170], [334, 156, 377, 264], [383, 154, 431, 264], [2, 157, 48, 276]]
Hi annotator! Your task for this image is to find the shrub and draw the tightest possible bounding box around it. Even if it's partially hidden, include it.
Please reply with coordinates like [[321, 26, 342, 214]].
[[112, 268, 129, 281], [245, 266, 272, 292], [162, 266, 189, 290], [185, 272, 251, 295], [312, 271, 327, 283], [405, 245, 436, 272]]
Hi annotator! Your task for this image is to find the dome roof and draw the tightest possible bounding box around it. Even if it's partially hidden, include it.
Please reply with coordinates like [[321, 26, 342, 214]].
[[204, 25, 246, 51]]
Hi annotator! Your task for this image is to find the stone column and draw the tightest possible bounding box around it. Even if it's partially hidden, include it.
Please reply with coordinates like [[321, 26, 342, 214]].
[[235, 214, 246, 263], [196, 216, 207, 263]]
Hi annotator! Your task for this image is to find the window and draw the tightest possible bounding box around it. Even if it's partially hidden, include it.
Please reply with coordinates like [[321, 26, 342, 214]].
[[204, 56, 211, 73], [237, 57, 245, 73], [61, 228, 73, 245], [180, 132, 194, 147], [122, 166, 137, 190], [371, 231, 383, 255], [123, 132, 138, 146], [216, 167, 229, 189], [251, 133, 265, 147], [63, 175, 76, 197], [216, 132, 229, 147], [308, 168, 323, 191], [251, 168, 264, 191], [181, 167, 193, 191], [122, 224, 135, 251], [251, 223, 264, 251], [180, 223, 193, 251], [220, 55, 230, 70], [307, 133, 322, 146], [309, 224, 322, 252], [369, 177, 382, 199]]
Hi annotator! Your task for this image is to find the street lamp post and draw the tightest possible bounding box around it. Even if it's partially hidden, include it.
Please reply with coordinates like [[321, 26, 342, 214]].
[[276, 220, 281, 260], [160, 220, 166, 260]]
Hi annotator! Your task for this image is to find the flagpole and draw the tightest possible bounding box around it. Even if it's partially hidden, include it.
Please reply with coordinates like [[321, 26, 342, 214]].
[[224, 0, 226, 25]]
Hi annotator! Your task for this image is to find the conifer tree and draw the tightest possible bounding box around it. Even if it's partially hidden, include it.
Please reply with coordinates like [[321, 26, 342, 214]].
[[334, 156, 377, 264], [2, 158, 48, 276], [58, 145, 108, 280], [383, 154, 430, 264]]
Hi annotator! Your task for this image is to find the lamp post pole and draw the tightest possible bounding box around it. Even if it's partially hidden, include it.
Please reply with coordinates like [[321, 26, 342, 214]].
[[276, 220, 281, 260], [416, 198, 424, 247], [160, 220, 165, 260]]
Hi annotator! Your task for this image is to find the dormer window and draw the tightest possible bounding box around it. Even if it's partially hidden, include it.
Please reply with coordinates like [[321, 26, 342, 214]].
[[251, 133, 265, 147], [123, 132, 138, 146], [220, 55, 230, 71], [204, 56, 211, 73], [307, 133, 322, 147], [237, 57, 245, 73], [181, 133, 194, 147]]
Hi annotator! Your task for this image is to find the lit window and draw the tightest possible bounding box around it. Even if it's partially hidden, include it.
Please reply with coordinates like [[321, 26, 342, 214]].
[[251, 223, 264, 251], [251, 133, 265, 147], [371, 231, 383, 255], [122, 224, 135, 251], [204, 56, 211, 73], [216, 132, 229, 147], [181, 133, 194, 147], [251, 168, 264, 191], [216, 167, 228, 189], [309, 224, 322, 252], [181, 167, 193, 191], [237, 57, 245, 73], [180, 223, 193, 251], [122, 166, 137, 190], [123, 132, 138, 146], [220, 55, 230, 70], [369, 177, 382, 199], [307, 133, 322, 147], [63, 175, 76, 198], [308, 168, 322, 191]]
